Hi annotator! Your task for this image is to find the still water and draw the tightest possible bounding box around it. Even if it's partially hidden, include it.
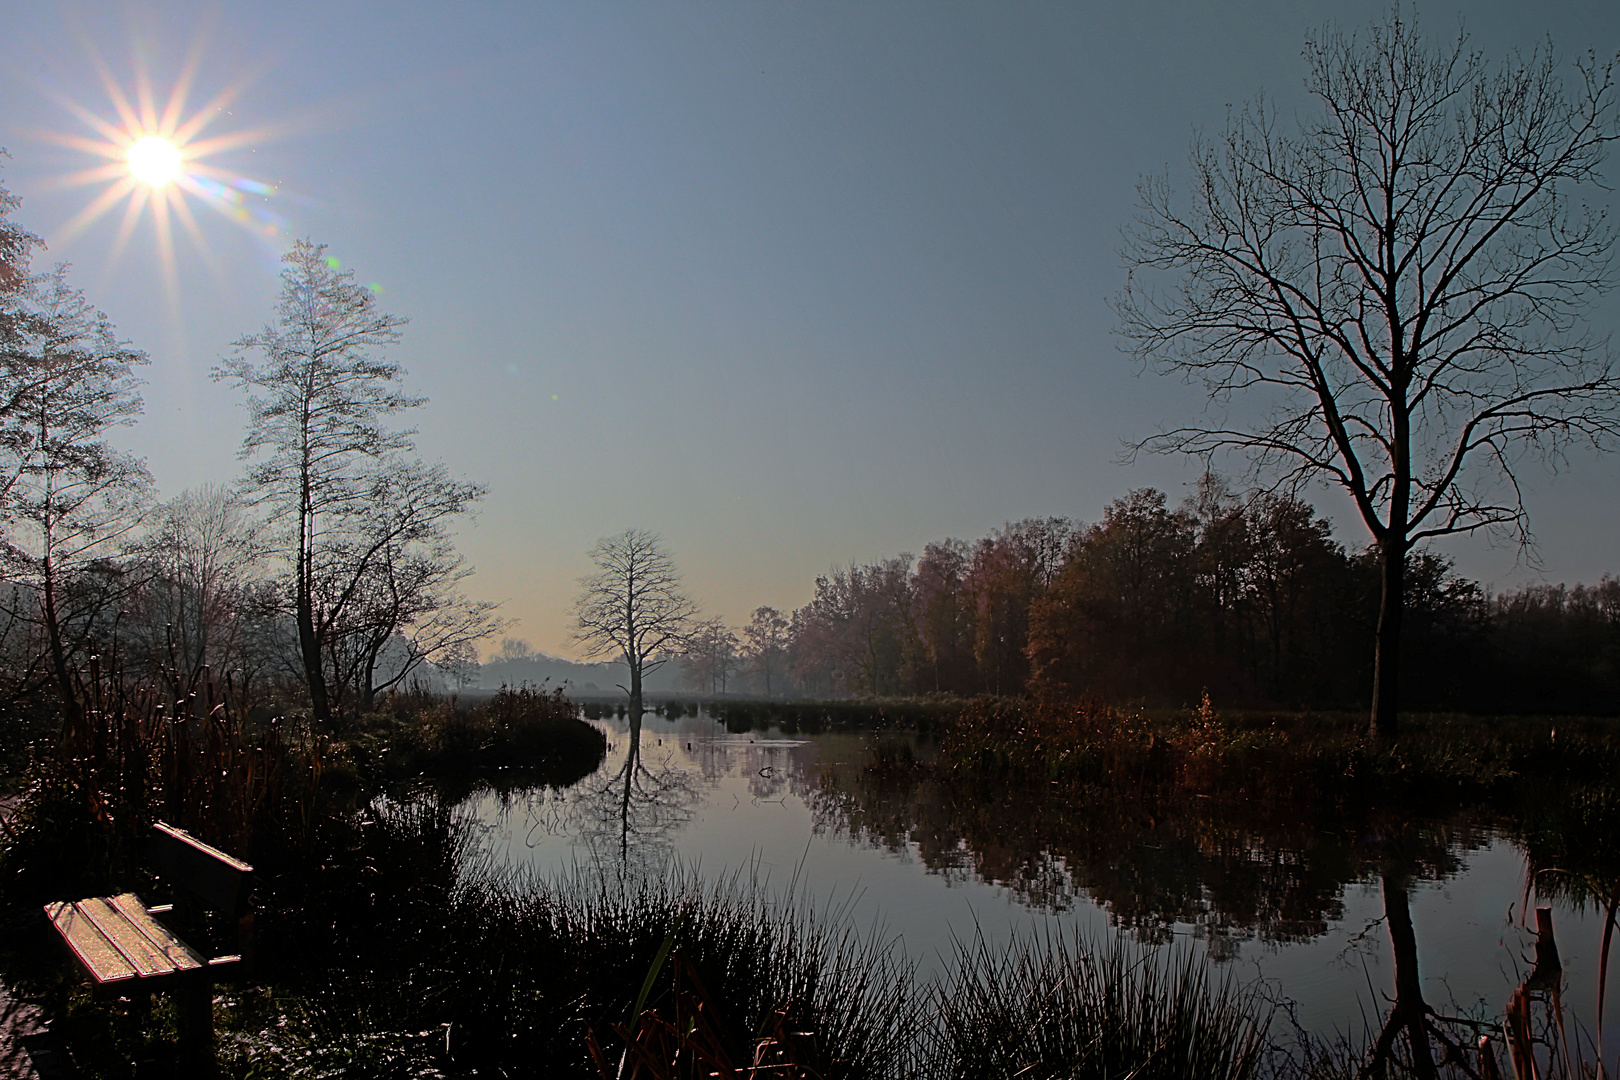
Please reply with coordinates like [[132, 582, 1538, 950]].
[[461, 709, 1616, 1056]]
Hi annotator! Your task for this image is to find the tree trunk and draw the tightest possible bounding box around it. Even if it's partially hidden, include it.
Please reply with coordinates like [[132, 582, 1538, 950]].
[[628, 656, 643, 716], [295, 539, 331, 724], [41, 551, 74, 706], [1370, 538, 1404, 739]]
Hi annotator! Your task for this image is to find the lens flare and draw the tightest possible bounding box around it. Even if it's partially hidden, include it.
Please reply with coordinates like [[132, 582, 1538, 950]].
[[127, 136, 183, 187], [24, 22, 290, 314]]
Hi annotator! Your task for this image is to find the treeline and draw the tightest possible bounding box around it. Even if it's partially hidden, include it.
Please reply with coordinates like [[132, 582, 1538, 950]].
[[692, 479, 1619, 714], [0, 174, 498, 737]]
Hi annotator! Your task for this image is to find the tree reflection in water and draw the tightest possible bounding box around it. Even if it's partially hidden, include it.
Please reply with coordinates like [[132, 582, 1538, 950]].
[[809, 743, 1480, 954], [809, 736, 1499, 1073], [472, 708, 1620, 1075], [806, 730, 1620, 1075], [569, 706, 698, 877]]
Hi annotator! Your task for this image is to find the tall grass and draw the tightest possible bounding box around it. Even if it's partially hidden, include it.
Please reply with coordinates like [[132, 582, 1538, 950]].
[[231, 835, 1280, 1080], [222, 843, 920, 1079], [934, 928, 1271, 1080], [0, 655, 325, 904]]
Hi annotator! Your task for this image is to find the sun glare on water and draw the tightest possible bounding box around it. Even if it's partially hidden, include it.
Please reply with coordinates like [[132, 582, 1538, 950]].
[[127, 135, 183, 187]]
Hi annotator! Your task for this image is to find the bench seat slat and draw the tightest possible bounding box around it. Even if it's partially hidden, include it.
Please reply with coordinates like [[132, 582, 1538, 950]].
[[106, 893, 204, 973], [75, 896, 175, 978], [45, 893, 210, 986], [44, 901, 138, 984]]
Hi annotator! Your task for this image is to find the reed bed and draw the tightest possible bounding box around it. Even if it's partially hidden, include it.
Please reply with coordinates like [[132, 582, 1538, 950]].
[[221, 842, 921, 1079], [224, 838, 1285, 1080], [348, 683, 607, 787], [934, 928, 1271, 1080]]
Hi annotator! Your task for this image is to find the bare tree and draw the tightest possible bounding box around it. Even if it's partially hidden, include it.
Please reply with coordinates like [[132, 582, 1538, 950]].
[[572, 529, 696, 713], [320, 460, 505, 711], [127, 484, 267, 692], [0, 265, 150, 701], [217, 241, 496, 720], [492, 637, 538, 664], [1117, 10, 1620, 736], [216, 239, 417, 720]]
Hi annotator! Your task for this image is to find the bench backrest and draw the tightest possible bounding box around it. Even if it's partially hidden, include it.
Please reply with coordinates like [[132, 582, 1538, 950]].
[[149, 822, 254, 916]]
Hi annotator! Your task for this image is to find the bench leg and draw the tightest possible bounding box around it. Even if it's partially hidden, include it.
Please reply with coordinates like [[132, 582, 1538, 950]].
[[176, 975, 216, 1077]]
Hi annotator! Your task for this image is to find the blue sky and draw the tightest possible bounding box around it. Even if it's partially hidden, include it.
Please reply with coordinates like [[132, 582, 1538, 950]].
[[4, 1, 1618, 657]]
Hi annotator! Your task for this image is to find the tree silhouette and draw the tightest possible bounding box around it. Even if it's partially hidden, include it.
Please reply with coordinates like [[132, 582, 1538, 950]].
[[572, 528, 696, 714], [217, 239, 491, 720], [741, 605, 790, 697], [1118, 11, 1620, 736], [0, 265, 150, 701]]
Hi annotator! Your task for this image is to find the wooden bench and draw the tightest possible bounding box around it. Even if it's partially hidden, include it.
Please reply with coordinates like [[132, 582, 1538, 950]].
[[44, 821, 253, 1074]]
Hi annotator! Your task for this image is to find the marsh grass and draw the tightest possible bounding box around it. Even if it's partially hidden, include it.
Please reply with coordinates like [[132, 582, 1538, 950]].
[[219, 834, 920, 1079], [234, 837, 1281, 1080], [934, 927, 1271, 1080]]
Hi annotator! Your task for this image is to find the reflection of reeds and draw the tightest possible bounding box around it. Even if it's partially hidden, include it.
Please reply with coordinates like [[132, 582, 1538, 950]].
[[934, 927, 1269, 1080]]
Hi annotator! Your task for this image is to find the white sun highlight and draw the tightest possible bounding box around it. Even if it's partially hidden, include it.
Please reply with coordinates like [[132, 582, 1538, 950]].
[[35, 31, 289, 300], [127, 135, 183, 187]]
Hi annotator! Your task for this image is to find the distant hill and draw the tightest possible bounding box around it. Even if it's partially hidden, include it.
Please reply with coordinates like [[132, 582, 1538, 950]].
[[475, 653, 684, 696]]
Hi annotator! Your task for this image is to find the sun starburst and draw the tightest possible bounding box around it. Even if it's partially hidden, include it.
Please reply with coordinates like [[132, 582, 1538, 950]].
[[24, 27, 290, 301]]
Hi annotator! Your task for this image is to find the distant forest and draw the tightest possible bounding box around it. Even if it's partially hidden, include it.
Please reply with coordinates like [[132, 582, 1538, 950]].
[[676, 478, 1618, 716]]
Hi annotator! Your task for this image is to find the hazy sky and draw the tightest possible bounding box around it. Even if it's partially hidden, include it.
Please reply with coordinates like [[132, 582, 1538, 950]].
[[3, 1, 1618, 659]]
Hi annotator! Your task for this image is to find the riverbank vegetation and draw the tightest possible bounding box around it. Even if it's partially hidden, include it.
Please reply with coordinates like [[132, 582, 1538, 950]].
[[929, 697, 1620, 805]]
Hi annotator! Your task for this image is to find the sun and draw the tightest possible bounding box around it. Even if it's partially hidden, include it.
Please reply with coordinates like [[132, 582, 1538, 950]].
[[127, 135, 183, 187], [23, 30, 289, 299]]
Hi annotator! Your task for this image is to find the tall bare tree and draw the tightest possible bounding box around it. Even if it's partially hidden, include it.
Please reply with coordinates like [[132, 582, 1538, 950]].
[[0, 265, 150, 701], [217, 240, 494, 720], [572, 529, 696, 713], [1117, 11, 1620, 736]]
